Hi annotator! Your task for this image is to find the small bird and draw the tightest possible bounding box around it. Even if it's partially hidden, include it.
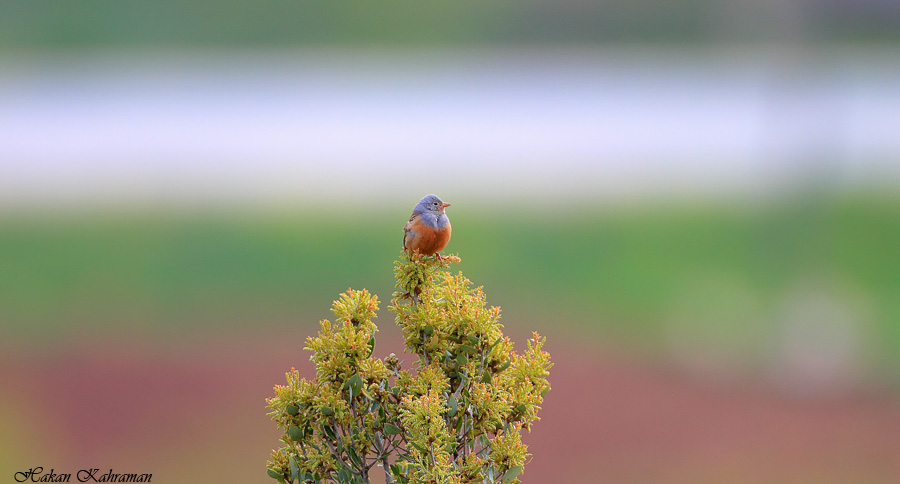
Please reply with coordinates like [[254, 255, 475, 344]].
[[403, 194, 451, 257]]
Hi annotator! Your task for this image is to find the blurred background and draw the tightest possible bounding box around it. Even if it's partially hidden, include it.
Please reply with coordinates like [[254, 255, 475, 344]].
[[1, 1, 900, 482]]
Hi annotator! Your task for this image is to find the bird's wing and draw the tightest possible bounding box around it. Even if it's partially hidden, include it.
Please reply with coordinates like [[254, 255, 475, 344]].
[[402, 212, 419, 248]]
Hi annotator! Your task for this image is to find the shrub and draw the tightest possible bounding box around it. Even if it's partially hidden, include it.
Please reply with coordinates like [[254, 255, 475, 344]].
[[267, 252, 551, 484]]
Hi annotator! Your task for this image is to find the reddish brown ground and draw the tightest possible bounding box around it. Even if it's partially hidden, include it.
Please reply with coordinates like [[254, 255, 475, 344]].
[[3, 329, 899, 483]]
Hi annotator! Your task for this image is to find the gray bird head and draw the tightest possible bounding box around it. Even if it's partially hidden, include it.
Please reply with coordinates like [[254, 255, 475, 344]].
[[413, 194, 450, 215]]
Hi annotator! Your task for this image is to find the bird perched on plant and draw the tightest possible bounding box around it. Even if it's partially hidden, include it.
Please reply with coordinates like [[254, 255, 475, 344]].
[[402, 194, 451, 257]]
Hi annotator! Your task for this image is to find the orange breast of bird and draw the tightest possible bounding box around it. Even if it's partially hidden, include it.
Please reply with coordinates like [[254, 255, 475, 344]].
[[405, 216, 451, 256]]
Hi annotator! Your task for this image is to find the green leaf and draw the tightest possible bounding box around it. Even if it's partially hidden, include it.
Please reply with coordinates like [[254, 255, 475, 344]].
[[288, 425, 304, 442], [456, 354, 468, 366], [267, 468, 284, 481], [496, 361, 512, 372], [348, 374, 363, 395], [286, 405, 300, 416], [367, 335, 376, 357], [383, 423, 402, 435], [337, 468, 349, 483], [322, 425, 337, 440], [516, 404, 527, 413], [540, 387, 550, 397], [347, 446, 362, 467], [458, 344, 477, 354], [320, 406, 334, 416], [467, 335, 480, 345], [447, 394, 458, 417], [480, 372, 492, 383], [423, 325, 434, 337], [289, 455, 300, 483], [501, 465, 523, 484]]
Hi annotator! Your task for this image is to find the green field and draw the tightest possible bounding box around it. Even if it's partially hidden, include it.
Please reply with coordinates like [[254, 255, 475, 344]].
[[2, 0, 897, 50], [2, 196, 899, 376]]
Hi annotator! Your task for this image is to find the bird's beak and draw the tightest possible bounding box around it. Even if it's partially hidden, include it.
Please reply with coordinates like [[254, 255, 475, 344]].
[[441, 202, 451, 208]]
